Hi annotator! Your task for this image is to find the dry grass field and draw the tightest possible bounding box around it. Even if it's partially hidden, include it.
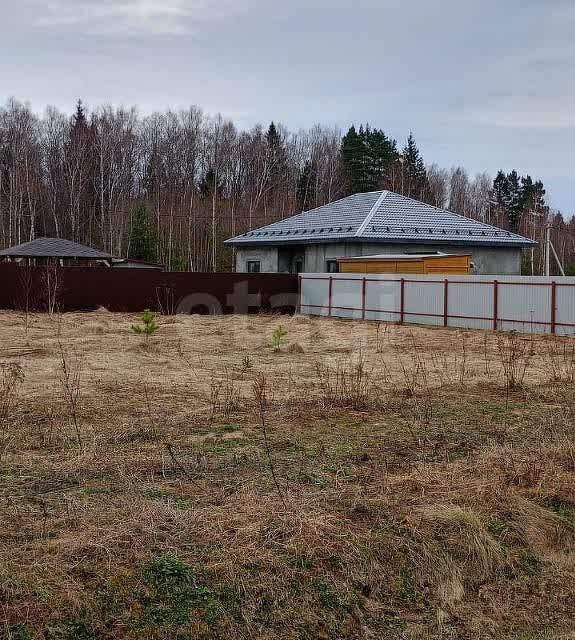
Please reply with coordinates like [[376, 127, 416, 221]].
[[1, 310, 575, 639]]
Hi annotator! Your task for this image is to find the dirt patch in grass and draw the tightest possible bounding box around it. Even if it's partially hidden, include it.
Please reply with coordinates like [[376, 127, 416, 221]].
[[1, 311, 575, 639]]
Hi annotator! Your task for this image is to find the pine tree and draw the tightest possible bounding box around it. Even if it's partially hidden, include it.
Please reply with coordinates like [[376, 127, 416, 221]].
[[521, 176, 547, 245], [506, 170, 522, 232], [492, 171, 509, 206], [340, 125, 366, 195], [128, 202, 156, 261], [266, 122, 281, 151], [71, 99, 88, 135], [532, 180, 546, 211], [520, 175, 534, 210], [265, 122, 287, 196], [340, 125, 397, 195], [401, 133, 428, 199], [368, 128, 398, 186]]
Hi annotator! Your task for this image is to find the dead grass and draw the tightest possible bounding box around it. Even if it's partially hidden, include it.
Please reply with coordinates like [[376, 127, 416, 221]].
[[0, 311, 575, 639]]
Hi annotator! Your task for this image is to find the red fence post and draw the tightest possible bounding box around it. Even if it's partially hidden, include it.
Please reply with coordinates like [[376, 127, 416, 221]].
[[493, 280, 499, 331], [443, 279, 449, 327], [551, 281, 557, 335], [399, 278, 405, 324], [328, 276, 333, 317], [361, 277, 366, 320]]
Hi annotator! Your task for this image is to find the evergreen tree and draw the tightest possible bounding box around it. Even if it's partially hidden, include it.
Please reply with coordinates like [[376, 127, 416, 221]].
[[520, 176, 547, 243], [520, 174, 534, 210], [64, 98, 97, 242], [296, 160, 317, 211], [368, 128, 398, 185], [265, 121, 281, 152], [401, 133, 428, 199], [128, 202, 156, 261], [506, 170, 522, 232], [340, 124, 397, 195], [71, 99, 88, 137], [532, 180, 546, 212], [340, 125, 367, 195], [265, 122, 287, 195], [492, 170, 510, 207]]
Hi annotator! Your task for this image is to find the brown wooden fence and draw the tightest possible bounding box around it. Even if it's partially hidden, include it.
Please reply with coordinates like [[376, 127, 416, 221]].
[[0, 264, 298, 314]]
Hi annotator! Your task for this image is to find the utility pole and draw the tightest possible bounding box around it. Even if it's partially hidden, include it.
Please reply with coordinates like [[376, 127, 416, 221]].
[[540, 221, 565, 276], [528, 209, 565, 276], [545, 223, 551, 276]]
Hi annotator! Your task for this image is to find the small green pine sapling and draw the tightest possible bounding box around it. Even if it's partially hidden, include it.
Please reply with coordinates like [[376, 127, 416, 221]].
[[131, 310, 160, 339], [271, 325, 288, 352]]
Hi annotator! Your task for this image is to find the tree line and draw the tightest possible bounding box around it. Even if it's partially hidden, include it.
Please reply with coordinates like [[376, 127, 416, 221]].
[[0, 98, 570, 273]]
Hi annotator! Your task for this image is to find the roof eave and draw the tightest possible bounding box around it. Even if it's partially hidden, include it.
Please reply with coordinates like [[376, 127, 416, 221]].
[[225, 236, 536, 248], [0, 253, 112, 258]]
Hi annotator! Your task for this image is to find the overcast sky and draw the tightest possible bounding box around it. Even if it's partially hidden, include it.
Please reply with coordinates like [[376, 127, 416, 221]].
[[1, 0, 574, 213]]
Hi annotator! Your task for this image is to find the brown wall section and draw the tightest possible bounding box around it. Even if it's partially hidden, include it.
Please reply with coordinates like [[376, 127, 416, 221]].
[[0, 264, 298, 314], [338, 255, 471, 275]]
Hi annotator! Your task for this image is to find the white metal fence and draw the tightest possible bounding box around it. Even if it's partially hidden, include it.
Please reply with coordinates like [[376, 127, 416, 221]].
[[299, 273, 575, 335]]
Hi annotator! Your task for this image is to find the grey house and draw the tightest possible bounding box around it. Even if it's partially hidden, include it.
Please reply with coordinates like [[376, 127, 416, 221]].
[[225, 191, 536, 275]]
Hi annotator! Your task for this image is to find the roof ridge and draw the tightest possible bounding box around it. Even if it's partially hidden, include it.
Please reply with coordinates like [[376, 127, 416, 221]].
[[355, 191, 388, 237]]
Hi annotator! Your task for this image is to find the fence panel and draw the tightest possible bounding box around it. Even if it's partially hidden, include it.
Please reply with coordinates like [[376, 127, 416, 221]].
[[331, 277, 363, 319], [446, 281, 493, 330], [300, 273, 575, 335], [299, 276, 331, 316], [364, 279, 401, 322], [0, 264, 298, 314], [555, 284, 575, 335], [497, 282, 552, 334], [404, 279, 443, 326]]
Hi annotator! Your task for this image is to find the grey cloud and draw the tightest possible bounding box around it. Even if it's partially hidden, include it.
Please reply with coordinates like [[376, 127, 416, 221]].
[[35, 0, 254, 35]]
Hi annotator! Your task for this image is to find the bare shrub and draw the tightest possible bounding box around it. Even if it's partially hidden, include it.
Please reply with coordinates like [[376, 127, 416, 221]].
[[482, 332, 492, 377], [396, 351, 428, 396], [240, 355, 253, 375], [209, 370, 240, 420], [57, 341, 83, 449], [140, 380, 161, 441], [315, 353, 373, 409], [375, 322, 389, 353], [546, 339, 575, 383], [496, 331, 534, 394], [252, 372, 287, 508], [0, 363, 24, 420], [458, 331, 469, 385], [0, 362, 24, 461]]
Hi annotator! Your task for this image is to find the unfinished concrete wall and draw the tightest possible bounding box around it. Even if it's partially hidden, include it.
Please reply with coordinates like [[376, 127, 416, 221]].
[[234, 243, 523, 275], [235, 247, 278, 273], [303, 243, 523, 275]]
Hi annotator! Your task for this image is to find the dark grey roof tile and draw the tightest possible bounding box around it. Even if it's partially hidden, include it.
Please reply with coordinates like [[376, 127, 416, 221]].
[[0, 237, 113, 258], [225, 190, 536, 248]]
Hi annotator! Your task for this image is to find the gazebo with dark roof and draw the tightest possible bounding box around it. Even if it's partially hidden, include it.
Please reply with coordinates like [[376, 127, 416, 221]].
[[0, 237, 112, 265]]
